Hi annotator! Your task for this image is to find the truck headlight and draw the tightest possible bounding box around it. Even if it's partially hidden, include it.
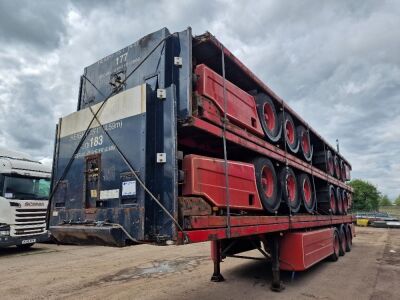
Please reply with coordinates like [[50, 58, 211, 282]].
[[0, 225, 10, 236]]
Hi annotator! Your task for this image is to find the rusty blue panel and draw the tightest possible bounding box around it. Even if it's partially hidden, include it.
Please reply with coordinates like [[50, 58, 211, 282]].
[[174, 27, 193, 120], [50, 27, 192, 244]]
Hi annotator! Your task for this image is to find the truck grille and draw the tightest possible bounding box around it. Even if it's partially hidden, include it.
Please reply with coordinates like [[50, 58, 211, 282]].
[[12, 208, 47, 236]]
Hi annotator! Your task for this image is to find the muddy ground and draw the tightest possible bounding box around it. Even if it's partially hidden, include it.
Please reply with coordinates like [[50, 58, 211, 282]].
[[0, 226, 399, 300]]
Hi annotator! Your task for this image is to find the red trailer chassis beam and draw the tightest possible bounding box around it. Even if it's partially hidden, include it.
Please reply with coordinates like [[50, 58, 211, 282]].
[[177, 215, 353, 244], [182, 116, 351, 191]]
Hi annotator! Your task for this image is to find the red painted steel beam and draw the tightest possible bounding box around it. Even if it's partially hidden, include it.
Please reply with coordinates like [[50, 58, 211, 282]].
[[178, 215, 353, 244], [289, 215, 353, 222], [184, 116, 351, 191], [185, 215, 288, 229], [289, 219, 349, 230], [178, 223, 289, 244], [184, 215, 353, 230]]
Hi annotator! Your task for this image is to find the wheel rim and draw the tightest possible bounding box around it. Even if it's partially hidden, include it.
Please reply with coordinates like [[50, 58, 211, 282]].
[[263, 103, 276, 132], [285, 119, 295, 145], [337, 200, 343, 213], [301, 131, 311, 156], [303, 178, 312, 206], [261, 166, 274, 198], [286, 173, 296, 203]]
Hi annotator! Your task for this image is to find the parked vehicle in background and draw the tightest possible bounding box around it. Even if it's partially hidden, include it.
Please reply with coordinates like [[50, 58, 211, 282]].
[[0, 149, 51, 249], [355, 211, 399, 223]]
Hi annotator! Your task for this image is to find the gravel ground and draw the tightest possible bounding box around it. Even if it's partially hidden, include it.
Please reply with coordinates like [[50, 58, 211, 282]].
[[0, 226, 399, 300]]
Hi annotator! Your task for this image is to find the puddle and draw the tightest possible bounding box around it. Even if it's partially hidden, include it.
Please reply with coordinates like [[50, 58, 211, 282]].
[[381, 237, 400, 265], [100, 256, 208, 283]]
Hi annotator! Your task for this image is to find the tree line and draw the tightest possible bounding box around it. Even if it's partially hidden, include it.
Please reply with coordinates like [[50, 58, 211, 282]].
[[348, 179, 400, 211]]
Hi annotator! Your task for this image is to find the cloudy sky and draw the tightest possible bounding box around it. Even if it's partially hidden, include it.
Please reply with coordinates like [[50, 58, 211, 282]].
[[0, 0, 399, 198]]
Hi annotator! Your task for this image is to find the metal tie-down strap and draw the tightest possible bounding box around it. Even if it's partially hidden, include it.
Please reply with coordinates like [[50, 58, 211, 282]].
[[281, 104, 293, 226], [308, 126, 318, 215], [220, 45, 231, 239]]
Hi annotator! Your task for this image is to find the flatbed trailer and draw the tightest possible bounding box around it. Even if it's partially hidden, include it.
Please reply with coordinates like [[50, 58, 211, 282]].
[[176, 212, 354, 290], [49, 27, 354, 291]]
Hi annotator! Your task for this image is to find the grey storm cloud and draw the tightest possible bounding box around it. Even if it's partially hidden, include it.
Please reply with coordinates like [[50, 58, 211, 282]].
[[0, 0, 399, 198], [0, 1, 68, 50]]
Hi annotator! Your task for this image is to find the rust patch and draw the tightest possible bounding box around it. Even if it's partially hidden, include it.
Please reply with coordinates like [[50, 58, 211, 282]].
[[85, 208, 97, 214]]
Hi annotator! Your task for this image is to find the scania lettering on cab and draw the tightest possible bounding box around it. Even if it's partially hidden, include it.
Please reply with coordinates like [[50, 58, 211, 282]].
[[0, 149, 51, 249]]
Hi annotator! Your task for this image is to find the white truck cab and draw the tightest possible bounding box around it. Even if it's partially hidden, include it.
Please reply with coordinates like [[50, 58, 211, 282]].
[[0, 149, 51, 248]]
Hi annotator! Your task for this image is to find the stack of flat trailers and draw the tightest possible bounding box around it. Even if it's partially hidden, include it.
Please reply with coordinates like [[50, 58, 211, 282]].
[[49, 27, 354, 291]]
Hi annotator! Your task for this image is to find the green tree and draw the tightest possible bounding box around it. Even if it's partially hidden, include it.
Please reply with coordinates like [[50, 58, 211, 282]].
[[395, 195, 400, 206], [348, 179, 380, 211], [379, 194, 392, 206]]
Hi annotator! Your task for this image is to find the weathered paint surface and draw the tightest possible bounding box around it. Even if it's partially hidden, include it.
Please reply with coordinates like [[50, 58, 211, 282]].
[[50, 28, 191, 243]]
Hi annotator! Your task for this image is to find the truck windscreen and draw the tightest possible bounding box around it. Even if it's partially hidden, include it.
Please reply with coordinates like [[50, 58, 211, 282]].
[[2, 175, 50, 200]]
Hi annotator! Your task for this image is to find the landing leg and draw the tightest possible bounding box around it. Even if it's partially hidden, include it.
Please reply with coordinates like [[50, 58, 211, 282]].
[[210, 240, 225, 282], [270, 235, 285, 292]]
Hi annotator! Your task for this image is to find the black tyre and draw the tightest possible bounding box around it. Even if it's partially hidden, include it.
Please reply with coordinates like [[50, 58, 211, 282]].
[[279, 167, 300, 213], [345, 224, 352, 252], [340, 159, 346, 182], [330, 186, 337, 215], [255, 94, 282, 142], [329, 228, 340, 262], [281, 112, 299, 153], [342, 189, 348, 215], [253, 157, 280, 213], [298, 173, 315, 213], [338, 224, 346, 256], [297, 126, 313, 162], [313, 150, 334, 176], [336, 187, 343, 215], [327, 150, 335, 177], [17, 243, 34, 250], [334, 155, 341, 180], [317, 185, 337, 215]]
